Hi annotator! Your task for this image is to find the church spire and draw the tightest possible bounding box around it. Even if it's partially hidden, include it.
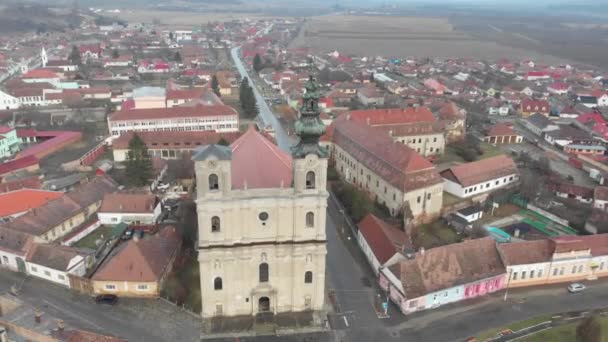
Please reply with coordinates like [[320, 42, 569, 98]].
[[292, 75, 328, 158]]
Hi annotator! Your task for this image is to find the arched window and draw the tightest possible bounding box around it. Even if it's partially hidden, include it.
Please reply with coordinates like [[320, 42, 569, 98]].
[[211, 216, 220, 232], [304, 271, 313, 284], [214, 277, 223, 290], [209, 173, 219, 190], [306, 212, 314, 228], [259, 263, 269, 283], [306, 171, 316, 189]]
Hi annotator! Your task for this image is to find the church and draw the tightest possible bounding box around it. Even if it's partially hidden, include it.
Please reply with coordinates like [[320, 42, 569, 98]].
[[193, 76, 328, 327]]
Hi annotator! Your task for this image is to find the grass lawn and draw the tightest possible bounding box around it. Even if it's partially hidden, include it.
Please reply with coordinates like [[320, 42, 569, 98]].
[[439, 143, 505, 164], [521, 316, 608, 342], [72, 226, 114, 249], [162, 251, 201, 313], [476, 314, 553, 341], [415, 221, 460, 249], [442, 191, 466, 206]]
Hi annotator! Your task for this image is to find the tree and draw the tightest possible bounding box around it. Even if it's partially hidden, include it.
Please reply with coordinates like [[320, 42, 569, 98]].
[[217, 137, 230, 146], [168, 31, 174, 41], [125, 134, 153, 187], [174, 52, 182, 63], [576, 316, 602, 342], [68, 45, 81, 66], [253, 54, 263, 73], [239, 77, 259, 119], [112, 49, 119, 59], [211, 75, 221, 97]]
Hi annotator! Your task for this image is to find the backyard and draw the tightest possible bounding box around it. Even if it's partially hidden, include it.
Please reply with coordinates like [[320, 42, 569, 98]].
[[72, 226, 114, 250], [412, 221, 461, 249], [439, 142, 504, 164]]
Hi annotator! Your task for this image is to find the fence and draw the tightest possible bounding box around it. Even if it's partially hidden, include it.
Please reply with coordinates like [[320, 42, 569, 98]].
[[61, 220, 101, 246], [68, 274, 93, 295]]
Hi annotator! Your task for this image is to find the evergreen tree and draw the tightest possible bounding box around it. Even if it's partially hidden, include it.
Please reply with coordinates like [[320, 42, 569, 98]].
[[125, 134, 153, 187], [253, 54, 263, 73], [69, 45, 81, 66], [211, 75, 221, 97], [174, 51, 182, 63], [112, 49, 119, 59], [217, 137, 230, 146], [238, 77, 258, 119]]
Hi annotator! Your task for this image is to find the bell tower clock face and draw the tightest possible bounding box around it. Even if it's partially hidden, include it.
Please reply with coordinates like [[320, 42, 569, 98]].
[[208, 160, 217, 168]]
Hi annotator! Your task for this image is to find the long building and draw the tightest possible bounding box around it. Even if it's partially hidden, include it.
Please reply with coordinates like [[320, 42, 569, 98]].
[[107, 104, 239, 138], [327, 119, 444, 224]]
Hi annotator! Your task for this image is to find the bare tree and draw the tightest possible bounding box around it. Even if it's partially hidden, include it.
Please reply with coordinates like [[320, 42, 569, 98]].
[[576, 316, 602, 342]]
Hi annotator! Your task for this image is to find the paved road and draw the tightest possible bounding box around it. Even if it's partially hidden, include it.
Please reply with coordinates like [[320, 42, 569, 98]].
[[0, 271, 201, 342], [230, 46, 292, 151]]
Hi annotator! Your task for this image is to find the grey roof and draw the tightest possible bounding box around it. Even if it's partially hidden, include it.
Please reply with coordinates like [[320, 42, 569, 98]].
[[132, 86, 166, 98], [458, 204, 483, 216], [526, 113, 552, 129], [42, 173, 87, 191], [191, 144, 232, 161], [546, 124, 591, 140]]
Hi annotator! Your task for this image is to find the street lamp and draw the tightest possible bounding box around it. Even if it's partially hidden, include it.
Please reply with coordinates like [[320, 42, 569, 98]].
[[503, 269, 512, 302]]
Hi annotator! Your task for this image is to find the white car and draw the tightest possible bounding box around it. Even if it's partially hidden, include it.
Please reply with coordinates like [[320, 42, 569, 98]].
[[567, 283, 586, 293]]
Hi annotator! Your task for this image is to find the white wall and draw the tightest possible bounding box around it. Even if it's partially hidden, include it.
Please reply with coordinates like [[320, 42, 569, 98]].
[[27, 263, 71, 287], [0, 90, 20, 110], [108, 115, 239, 137], [443, 174, 518, 198], [0, 251, 25, 271], [98, 209, 159, 225], [357, 230, 381, 275]]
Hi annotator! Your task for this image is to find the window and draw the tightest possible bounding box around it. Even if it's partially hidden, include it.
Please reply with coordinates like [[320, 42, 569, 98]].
[[578, 265, 583, 273], [409, 300, 417, 308], [209, 173, 219, 190], [530, 270, 535, 278], [538, 270, 543, 278], [304, 271, 313, 284], [417, 196, 421, 203], [105, 284, 116, 290], [559, 267, 564, 276], [57, 274, 65, 280], [572, 266, 577, 274], [137, 284, 149, 291], [31, 266, 38, 273], [259, 263, 269, 283], [259, 212, 269, 221], [601, 262, 605, 270], [427, 193, 431, 200], [111, 217, 118, 222], [512, 272, 517, 280], [44, 270, 51, 277], [211, 216, 221, 232], [214, 277, 223, 290], [521, 271, 526, 279], [306, 171, 316, 189], [553, 268, 558, 276], [2, 256, 7, 264], [306, 212, 314, 228]]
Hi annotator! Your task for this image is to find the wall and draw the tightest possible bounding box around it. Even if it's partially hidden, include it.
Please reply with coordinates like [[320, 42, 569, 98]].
[[61, 220, 101, 246], [98, 212, 156, 225], [392, 132, 445, 157], [443, 174, 518, 198], [39, 212, 87, 243], [0, 252, 26, 272], [27, 262, 71, 287], [108, 115, 239, 138], [92, 280, 159, 297], [0, 319, 56, 342], [463, 274, 505, 298], [357, 230, 381, 275]]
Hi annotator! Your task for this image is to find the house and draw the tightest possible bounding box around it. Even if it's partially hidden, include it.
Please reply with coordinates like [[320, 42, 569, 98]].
[[0, 155, 40, 178], [79, 44, 103, 60], [544, 125, 592, 147], [437, 101, 466, 143], [441, 155, 519, 198], [26, 244, 88, 287], [356, 85, 384, 106], [97, 193, 161, 225], [379, 237, 505, 315], [0, 126, 21, 158], [0, 189, 63, 220], [328, 120, 444, 224], [456, 204, 484, 223], [520, 100, 550, 117], [586, 210, 608, 234], [357, 214, 410, 275], [593, 187, 608, 211], [564, 143, 606, 156], [552, 183, 594, 204], [91, 226, 181, 297], [0, 226, 34, 272], [578, 95, 598, 108], [547, 82, 571, 95], [483, 123, 523, 144], [497, 235, 608, 288], [0, 89, 19, 110], [108, 104, 240, 138], [525, 71, 551, 81], [523, 113, 559, 136]]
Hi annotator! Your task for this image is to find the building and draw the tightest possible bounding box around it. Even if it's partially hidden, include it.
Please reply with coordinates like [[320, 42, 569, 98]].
[[346, 107, 445, 157], [0, 155, 39, 178], [498, 235, 608, 288], [25, 244, 88, 287], [0, 189, 63, 220], [97, 193, 161, 225], [483, 123, 523, 144], [379, 237, 506, 315], [544, 125, 592, 147], [356, 86, 384, 106], [441, 155, 519, 198], [0, 226, 33, 272], [523, 113, 560, 136], [108, 104, 239, 138], [111, 131, 241, 162], [564, 143, 606, 156], [437, 101, 466, 143], [328, 119, 444, 223], [131, 87, 166, 109], [552, 183, 594, 204], [0, 126, 21, 158], [357, 214, 409, 275], [91, 226, 181, 297], [594, 187, 608, 211], [194, 77, 327, 328], [520, 100, 550, 117], [0, 89, 19, 110]]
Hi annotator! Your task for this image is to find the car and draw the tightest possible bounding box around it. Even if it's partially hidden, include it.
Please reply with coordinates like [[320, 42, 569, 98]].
[[122, 229, 134, 240], [568, 283, 586, 293], [95, 294, 118, 305]]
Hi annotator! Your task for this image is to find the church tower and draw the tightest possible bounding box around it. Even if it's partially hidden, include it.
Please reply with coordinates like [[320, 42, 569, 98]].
[[194, 76, 328, 333], [41, 47, 48, 68]]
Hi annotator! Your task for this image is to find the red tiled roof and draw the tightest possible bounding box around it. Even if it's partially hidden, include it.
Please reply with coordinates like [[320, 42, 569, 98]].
[[0, 126, 13, 134], [0, 155, 39, 176], [165, 88, 205, 101], [438, 101, 464, 120], [230, 126, 293, 190], [0, 189, 63, 217], [0, 226, 34, 256], [0, 176, 41, 193], [357, 214, 409, 264], [22, 69, 59, 79], [496, 240, 553, 265], [440, 155, 517, 187], [347, 107, 436, 126], [99, 193, 158, 214], [333, 120, 442, 192], [521, 100, 550, 113], [109, 104, 237, 121], [26, 244, 85, 271], [486, 123, 517, 137], [595, 186, 608, 202], [112, 131, 241, 150]]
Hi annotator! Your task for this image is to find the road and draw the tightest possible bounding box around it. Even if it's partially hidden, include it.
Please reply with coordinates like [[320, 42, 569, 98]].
[[230, 46, 292, 151]]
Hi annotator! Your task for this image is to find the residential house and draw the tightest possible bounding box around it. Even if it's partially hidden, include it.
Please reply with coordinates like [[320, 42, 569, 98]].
[[0, 226, 33, 272], [547, 82, 571, 95], [564, 143, 606, 156], [357, 214, 409, 275], [544, 125, 592, 147], [552, 183, 594, 204], [578, 95, 598, 108], [328, 120, 444, 224], [437, 101, 466, 143], [441, 155, 519, 198], [0, 126, 21, 158], [379, 237, 505, 315], [26, 244, 88, 287], [97, 193, 161, 225], [523, 113, 559, 136], [91, 226, 181, 297], [483, 123, 523, 144], [456, 204, 484, 223], [520, 100, 550, 117], [357, 85, 384, 106], [0, 189, 63, 220], [594, 187, 608, 211], [0, 89, 19, 110]]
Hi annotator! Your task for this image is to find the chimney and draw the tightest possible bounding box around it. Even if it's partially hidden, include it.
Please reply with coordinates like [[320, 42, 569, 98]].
[[34, 309, 42, 324], [57, 319, 65, 332]]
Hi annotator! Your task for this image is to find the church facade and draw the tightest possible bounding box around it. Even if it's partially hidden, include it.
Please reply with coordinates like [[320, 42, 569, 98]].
[[194, 77, 328, 325]]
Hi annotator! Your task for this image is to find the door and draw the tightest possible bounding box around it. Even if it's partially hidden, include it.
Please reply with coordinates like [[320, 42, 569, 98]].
[[16, 258, 26, 273], [258, 296, 270, 312]]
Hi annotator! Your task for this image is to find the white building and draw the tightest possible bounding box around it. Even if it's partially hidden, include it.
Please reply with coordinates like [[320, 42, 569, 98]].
[[108, 104, 239, 138], [357, 214, 408, 275], [593, 187, 608, 211], [97, 193, 161, 225], [441, 155, 519, 198], [26, 244, 87, 288], [0, 90, 20, 110], [0, 226, 33, 273]]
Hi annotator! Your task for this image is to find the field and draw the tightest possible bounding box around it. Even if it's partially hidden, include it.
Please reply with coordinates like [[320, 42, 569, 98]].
[[111, 10, 279, 28], [290, 15, 567, 64]]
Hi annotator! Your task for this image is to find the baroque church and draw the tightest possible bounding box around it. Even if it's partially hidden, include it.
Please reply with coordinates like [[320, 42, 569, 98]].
[[193, 76, 328, 327]]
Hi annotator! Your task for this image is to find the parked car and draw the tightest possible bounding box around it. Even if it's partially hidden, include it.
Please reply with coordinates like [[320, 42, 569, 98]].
[[95, 294, 118, 305], [122, 229, 134, 240], [567, 283, 586, 293]]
